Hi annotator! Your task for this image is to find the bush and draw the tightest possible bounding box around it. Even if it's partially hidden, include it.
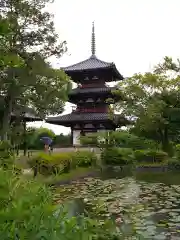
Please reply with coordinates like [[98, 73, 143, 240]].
[[0, 140, 14, 169], [112, 131, 159, 150], [71, 151, 97, 167], [168, 145, 180, 169], [101, 147, 134, 165], [175, 144, 180, 159], [168, 158, 180, 170], [134, 149, 168, 163], [80, 133, 98, 146], [28, 151, 97, 175], [28, 152, 72, 175]]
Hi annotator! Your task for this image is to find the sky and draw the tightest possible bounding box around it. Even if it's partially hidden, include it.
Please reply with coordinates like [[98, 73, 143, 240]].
[[29, 0, 180, 134]]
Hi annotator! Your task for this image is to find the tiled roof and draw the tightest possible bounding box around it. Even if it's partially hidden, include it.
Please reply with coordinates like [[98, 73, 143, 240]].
[[69, 86, 116, 95], [63, 55, 113, 71], [62, 55, 123, 80], [46, 113, 128, 125], [47, 113, 110, 123]]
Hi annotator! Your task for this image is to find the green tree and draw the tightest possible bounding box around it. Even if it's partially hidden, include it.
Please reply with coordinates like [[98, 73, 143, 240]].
[[54, 133, 71, 147], [116, 72, 180, 155], [0, 0, 71, 139], [25, 127, 55, 150]]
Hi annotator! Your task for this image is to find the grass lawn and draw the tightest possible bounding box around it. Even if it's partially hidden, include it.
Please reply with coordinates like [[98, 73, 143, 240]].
[[15, 150, 41, 168]]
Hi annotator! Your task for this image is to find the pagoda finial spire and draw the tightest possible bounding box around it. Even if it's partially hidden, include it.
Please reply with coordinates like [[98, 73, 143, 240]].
[[91, 21, 96, 56]]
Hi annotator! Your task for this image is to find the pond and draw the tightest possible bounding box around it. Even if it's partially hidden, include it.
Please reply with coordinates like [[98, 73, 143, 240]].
[[54, 169, 180, 239]]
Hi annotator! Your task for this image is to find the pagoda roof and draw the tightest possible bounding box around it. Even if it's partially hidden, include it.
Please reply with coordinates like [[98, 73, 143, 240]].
[[63, 55, 123, 80], [46, 112, 128, 126], [62, 22, 123, 81]]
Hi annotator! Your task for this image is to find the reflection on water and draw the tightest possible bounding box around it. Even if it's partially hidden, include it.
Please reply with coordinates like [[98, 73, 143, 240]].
[[55, 169, 180, 239]]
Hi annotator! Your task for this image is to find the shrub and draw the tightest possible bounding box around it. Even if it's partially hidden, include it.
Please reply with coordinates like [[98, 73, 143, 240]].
[[28, 151, 97, 175], [168, 145, 180, 169], [28, 152, 72, 175], [71, 151, 97, 167], [80, 133, 98, 146], [175, 144, 180, 159], [0, 140, 12, 151], [111, 131, 159, 150], [12, 165, 22, 175], [134, 149, 168, 163], [0, 140, 14, 169], [101, 147, 134, 165], [168, 158, 180, 170]]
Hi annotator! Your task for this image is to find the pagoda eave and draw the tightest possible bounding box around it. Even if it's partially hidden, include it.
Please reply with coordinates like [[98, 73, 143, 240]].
[[64, 66, 123, 83], [68, 87, 122, 104], [46, 113, 128, 128]]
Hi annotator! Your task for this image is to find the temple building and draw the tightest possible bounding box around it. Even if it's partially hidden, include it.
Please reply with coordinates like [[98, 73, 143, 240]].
[[46, 23, 128, 145]]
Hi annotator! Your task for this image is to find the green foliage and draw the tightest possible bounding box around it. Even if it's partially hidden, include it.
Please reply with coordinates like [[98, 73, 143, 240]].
[[54, 133, 71, 147], [175, 144, 180, 159], [154, 56, 180, 74], [101, 147, 134, 165], [0, 169, 120, 239], [116, 70, 180, 155], [28, 151, 97, 176], [134, 149, 168, 163], [101, 147, 168, 166], [71, 151, 97, 168], [28, 152, 72, 175], [111, 131, 159, 150], [26, 129, 71, 150], [0, 0, 71, 139], [168, 158, 180, 170], [36, 127, 55, 139], [26, 127, 55, 150], [0, 140, 14, 169], [168, 144, 180, 169], [80, 131, 159, 152], [80, 133, 98, 146], [0, 140, 12, 151]]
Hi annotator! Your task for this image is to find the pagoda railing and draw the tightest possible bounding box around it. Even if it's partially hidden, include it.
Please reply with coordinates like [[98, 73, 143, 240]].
[[78, 83, 107, 88], [72, 107, 108, 113]]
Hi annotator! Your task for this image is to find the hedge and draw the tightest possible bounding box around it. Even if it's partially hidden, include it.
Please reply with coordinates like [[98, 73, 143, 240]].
[[134, 149, 168, 163], [28, 151, 97, 176], [101, 148, 168, 166], [101, 147, 134, 165]]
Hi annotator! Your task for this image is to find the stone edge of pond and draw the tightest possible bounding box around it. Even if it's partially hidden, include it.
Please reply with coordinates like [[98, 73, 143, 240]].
[[50, 165, 180, 187], [104, 165, 180, 172]]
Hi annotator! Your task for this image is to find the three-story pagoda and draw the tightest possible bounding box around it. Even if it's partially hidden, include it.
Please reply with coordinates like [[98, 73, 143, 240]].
[[46, 23, 128, 145]]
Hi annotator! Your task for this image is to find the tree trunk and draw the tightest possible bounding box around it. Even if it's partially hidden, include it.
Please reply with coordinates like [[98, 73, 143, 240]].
[[1, 96, 13, 141], [161, 127, 173, 156]]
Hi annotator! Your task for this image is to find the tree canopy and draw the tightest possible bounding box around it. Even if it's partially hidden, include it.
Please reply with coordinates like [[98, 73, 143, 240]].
[[115, 57, 180, 154], [0, 0, 71, 139]]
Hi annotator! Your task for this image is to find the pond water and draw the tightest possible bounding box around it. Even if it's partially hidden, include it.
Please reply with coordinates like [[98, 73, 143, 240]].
[[54, 170, 180, 239]]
